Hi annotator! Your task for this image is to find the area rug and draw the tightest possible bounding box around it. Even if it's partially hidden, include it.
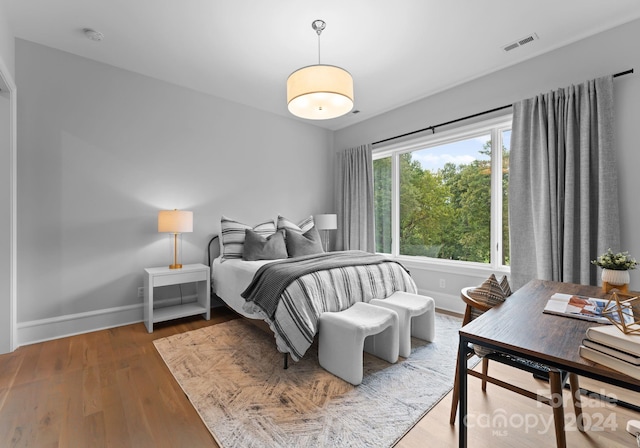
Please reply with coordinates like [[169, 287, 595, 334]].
[[153, 313, 464, 448]]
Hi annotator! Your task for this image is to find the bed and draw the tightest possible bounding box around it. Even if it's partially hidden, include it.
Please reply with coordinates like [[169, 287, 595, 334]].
[[207, 215, 418, 364]]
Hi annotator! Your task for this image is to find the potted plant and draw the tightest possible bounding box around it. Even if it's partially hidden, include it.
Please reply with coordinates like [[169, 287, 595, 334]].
[[591, 249, 637, 293]]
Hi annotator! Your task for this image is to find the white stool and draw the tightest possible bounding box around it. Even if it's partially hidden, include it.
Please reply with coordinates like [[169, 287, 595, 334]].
[[370, 291, 435, 358], [318, 301, 399, 386]]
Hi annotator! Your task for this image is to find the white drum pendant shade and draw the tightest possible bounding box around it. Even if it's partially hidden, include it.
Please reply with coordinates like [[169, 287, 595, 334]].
[[287, 64, 354, 120]]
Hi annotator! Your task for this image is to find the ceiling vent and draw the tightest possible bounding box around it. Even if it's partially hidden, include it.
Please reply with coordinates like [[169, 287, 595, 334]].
[[502, 33, 538, 52]]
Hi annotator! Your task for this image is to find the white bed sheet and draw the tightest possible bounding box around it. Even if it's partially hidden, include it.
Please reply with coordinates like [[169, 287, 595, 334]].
[[211, 257, 278, 319]]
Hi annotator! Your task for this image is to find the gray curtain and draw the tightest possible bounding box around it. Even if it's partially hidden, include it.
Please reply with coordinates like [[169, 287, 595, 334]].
[[509, 75, 619, 289], [336, 144, 375, 252]]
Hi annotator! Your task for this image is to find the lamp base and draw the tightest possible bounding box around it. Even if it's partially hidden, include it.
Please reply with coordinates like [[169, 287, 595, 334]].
[[169, 233, 183, 269], [321, 229, 330, 252]]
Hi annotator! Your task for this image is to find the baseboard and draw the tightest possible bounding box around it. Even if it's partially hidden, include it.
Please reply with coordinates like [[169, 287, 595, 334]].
[[416, 287, 465, 315], [17, 304, 143, 347], [16, 294, 199, 347], [17, 289, 462, 348]]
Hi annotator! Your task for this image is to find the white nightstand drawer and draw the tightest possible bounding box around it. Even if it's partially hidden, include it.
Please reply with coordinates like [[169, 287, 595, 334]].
[[153, 270, 207, 287]]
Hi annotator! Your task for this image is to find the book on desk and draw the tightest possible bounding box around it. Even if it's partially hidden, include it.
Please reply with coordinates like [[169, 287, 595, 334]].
[[543, 292, 632, 324], [579, 324, 640, 380]]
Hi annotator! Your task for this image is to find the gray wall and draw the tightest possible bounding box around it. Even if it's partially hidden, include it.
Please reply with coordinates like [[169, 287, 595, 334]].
[[335, 19, 640, 310], [16, 39, 333, 329], [0, 2, 14, 78], [13, 18, 640, 339]]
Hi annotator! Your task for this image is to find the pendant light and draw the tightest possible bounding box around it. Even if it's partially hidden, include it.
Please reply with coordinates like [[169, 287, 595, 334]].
[[287, 20, 354, 120]]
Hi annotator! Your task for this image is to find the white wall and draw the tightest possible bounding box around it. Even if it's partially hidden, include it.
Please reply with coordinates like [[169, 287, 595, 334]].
[[16, 39, 333, 343], [334, 19, 640, 312]]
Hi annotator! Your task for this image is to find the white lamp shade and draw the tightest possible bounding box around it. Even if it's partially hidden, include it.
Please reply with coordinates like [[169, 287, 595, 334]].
[[314, 214, 337, 230], [158, 210, 193, 233], [287, 65, 354, 120]]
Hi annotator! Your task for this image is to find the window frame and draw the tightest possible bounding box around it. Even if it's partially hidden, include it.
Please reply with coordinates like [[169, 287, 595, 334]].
[[372, 114, 512, 271]]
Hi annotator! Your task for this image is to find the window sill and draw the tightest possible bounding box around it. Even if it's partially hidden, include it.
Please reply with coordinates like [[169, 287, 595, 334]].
[[381, 253, 510, 277]]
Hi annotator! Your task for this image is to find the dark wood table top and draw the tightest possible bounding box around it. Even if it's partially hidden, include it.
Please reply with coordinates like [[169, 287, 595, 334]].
[[459, 279, 640, 389]]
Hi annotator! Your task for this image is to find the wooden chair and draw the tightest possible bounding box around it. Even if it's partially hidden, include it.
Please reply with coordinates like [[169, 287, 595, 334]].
[[450, 287, 584, 448]]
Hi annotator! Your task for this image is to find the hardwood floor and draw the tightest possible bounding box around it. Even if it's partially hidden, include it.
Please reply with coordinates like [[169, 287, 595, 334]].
[[1, 309, 639, 447], [401, 359, 640, 448]]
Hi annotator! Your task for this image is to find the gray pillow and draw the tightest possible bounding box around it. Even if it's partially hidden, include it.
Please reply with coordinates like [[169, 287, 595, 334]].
[[242, 229, 287, 261], [285, 226, 324, 257]]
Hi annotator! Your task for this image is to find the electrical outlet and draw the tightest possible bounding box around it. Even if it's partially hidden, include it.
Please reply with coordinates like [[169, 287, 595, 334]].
[[439, 279, 446, 288], [138, 287, 144, 298]]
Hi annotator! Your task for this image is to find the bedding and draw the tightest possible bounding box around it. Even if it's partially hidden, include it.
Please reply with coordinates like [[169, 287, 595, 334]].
[[211, 257, 274, 319], [212, 250, 417, 362]]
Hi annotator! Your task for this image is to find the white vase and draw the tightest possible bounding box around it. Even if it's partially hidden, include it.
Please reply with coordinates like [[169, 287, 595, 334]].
[[601, 268, 630, 286]]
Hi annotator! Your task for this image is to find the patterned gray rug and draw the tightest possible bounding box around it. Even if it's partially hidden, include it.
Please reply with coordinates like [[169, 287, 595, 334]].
[[153, 313, 464, 448]]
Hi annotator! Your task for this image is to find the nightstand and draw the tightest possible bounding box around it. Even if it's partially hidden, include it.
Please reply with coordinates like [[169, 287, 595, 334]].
[[143, 263, 210, 333]]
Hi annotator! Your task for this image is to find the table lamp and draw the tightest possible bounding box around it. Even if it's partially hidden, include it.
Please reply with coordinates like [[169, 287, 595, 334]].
[[315, 214, 337, 252], [158, 209, 193, 269]]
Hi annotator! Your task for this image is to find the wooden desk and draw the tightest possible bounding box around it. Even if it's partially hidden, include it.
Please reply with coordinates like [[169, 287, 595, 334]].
[[458, 279, 640, 447]]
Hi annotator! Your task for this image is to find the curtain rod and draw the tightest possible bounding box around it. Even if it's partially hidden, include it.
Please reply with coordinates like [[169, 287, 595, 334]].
[[372, 68, 634, 146]]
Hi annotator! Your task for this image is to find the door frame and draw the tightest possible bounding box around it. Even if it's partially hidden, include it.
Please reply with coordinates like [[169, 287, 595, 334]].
[[0, 56, 17, 353]]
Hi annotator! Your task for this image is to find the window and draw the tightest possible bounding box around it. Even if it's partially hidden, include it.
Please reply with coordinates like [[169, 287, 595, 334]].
[[373, 116, 511, 268]]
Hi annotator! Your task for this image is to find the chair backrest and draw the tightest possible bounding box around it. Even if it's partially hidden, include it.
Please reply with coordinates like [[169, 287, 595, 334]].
[[460, 286, 498, 326]]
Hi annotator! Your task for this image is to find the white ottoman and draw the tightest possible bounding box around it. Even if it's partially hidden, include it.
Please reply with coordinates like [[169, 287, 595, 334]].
[[370, 291, 435, 358], [318, 301, 399, 386]]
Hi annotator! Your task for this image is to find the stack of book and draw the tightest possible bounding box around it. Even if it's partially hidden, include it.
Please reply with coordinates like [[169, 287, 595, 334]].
[[579, 325, 640, 380]]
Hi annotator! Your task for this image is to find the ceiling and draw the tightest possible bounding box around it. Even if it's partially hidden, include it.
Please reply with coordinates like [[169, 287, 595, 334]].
[[4, 1, 640, 131]]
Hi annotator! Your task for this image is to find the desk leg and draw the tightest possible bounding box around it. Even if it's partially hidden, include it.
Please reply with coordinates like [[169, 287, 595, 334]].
[[458, 335, 468, 448], [549, 368, 567, 448], [569, 373, 584, 432]]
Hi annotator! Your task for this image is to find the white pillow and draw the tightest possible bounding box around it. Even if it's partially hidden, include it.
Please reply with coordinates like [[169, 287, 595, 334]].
[[276, 214, 314, 234], [220, 216, 276, 259]]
